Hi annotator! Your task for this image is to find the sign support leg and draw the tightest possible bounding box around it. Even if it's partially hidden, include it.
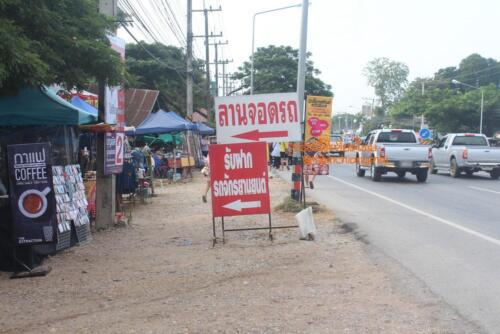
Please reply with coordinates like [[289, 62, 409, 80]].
[[221, 216, 225, 244], [212, 216, 217, 247], [268, 213, 273, 242]]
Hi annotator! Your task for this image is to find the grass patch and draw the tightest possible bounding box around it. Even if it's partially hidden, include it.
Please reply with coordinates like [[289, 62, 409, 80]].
[[275, 197, 322, 213]]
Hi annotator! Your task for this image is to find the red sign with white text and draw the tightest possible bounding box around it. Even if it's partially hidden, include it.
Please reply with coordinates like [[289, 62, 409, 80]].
[[214, 92, 301, 144], [210, 142, 270, 217]]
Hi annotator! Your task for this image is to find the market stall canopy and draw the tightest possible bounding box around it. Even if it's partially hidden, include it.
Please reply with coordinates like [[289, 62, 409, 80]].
[[143, 133, 183, 146], [0, 86, 97, 125], [70, 95, 98, 116], [133, 109, 193, 135], [194, 122, 215, 135], [167, 111, 196, 130]]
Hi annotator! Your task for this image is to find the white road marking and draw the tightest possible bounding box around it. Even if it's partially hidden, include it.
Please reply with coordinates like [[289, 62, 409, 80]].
[[327, 175, 500, 248], [469, 186, 500, 195]]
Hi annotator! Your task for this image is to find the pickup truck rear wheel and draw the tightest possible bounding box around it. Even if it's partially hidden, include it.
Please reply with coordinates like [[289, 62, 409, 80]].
[[430, 159, 437, 174], [371, 163, 382, 182], [450, 158, 460, 178], [356, 160, 365, 177], [490, 169, 500, 180], [416, 169, 428, 182]]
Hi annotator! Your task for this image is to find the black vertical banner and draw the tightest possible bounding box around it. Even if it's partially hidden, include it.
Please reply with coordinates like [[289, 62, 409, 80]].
[[7, 143, 56, 245]]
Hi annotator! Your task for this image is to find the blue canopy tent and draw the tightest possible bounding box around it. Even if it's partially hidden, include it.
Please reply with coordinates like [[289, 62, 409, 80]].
[[194, 122, 215, 135], [166, 111, 196, 130], [70, 95, 98, 117], [0, 86, 97, 125], [133, 109, 193, 135]]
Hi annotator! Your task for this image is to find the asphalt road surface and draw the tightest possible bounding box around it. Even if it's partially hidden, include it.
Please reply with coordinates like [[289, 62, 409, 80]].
[[282, 163, 500, 333]]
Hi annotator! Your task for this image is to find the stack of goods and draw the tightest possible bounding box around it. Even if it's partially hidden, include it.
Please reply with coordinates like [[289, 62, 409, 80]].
[[52, 165, 91, 247], [83, 171, 97, 219]]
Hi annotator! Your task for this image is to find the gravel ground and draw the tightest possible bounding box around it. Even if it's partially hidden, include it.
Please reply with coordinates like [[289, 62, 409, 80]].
[[0, 172, 481, 333]]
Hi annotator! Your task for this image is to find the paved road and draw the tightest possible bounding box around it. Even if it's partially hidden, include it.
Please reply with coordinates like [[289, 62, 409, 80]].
[[281, 164, 500, 333]]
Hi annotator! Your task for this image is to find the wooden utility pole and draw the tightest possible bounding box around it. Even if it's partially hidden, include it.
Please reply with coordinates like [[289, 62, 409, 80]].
[[209, 40, 228, 96]]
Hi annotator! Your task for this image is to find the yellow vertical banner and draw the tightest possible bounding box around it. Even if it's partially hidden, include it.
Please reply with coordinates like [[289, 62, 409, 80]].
[[305, 96, 332, 151], [304, 96, 333, 175]]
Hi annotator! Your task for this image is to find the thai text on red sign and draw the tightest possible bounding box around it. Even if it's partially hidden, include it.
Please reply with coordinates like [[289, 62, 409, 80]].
[[214, 92, 302, 143], [209, 142, 270, 217]]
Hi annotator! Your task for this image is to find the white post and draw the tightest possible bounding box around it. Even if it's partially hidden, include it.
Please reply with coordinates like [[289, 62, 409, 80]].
[[296, 0, 309, 121], [480, 89, 484, 134], [250, 14, 256, 95]]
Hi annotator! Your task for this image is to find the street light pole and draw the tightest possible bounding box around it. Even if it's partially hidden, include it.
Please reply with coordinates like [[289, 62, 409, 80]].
[[480, 89, 484, 134], [451, 79, 484, 134], [250, 3, 302, 94]]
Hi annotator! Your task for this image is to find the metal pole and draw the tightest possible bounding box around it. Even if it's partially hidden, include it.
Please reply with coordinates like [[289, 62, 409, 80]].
[[222, 62, 226, 96], [186, 0, 193, 117], [251, 14, 256, 94], [214, 44, 219, 96], [480, 89, 484, 134], [251, 4, 302, 95], [203, 9, 211, 117], [296, 0, 309, 122]]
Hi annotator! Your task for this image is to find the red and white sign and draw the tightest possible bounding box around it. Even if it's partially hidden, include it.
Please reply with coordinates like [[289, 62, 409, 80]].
[[214, 92, 301, 144], [106, 33, 126, 129], [210, 142, 270, 217]]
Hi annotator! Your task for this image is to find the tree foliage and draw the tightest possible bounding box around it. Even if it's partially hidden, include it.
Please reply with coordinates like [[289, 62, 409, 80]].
[[126, 43, 208, 115], [363, 57, 409, 112], [390, 54, 500, 136], [0, 0, 124, 95], [233, 45, 333, 97]]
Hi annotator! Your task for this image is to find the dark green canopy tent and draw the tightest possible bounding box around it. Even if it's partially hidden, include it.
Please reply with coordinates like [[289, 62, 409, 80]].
[[143, 133, 183, 146], [0, 86, 97, 125]]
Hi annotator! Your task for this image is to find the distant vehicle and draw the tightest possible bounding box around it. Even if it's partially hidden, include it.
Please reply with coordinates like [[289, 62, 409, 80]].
[[430, 133, 500, 179], [488, 137, 500, 147], [356, 129, 431, 182], [329, 133, 344, 157]]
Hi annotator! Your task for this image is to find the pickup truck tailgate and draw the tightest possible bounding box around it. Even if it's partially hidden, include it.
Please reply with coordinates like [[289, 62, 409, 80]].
[[467, 147, 500, 163], [382, 144, 429, 161]]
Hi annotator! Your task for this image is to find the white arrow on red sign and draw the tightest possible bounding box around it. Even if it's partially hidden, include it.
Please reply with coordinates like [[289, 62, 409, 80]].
[[222, 199, 262, 212], [232, 129, 289, 141]]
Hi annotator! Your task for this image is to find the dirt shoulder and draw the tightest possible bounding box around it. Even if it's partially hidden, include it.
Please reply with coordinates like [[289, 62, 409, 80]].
[[0, 173, 480, 333]]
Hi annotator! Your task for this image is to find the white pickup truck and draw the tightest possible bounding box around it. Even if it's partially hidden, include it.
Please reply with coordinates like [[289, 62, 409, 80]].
[[356, 129, 431, 182], [430, 133, 500, 179]]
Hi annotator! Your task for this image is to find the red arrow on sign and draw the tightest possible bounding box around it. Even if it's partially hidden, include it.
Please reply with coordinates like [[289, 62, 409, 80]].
[[232, 129, 289, 141]]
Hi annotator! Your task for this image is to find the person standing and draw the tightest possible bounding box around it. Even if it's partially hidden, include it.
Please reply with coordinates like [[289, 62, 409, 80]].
[[270, 142, 281, 169], [279, 141, 289, 170], [201, 154, 210, 203]]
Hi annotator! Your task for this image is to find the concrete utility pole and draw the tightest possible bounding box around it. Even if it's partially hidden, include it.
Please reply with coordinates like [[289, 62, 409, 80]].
[[187, 0, 193, 117], [209, 40, 228, 96], [213, 60, 232, 95], [296, 0, 309, 121], [96, 0, 117, 230], [193, 5, 222, 118]]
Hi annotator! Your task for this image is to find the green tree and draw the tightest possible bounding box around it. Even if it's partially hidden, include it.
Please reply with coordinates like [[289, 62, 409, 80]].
[[0, 0, 123, 95], [363, 57, 409, 112], [126, 43, 208, 116], [390, 54, 500, 136], [233, 45, 333, 97]]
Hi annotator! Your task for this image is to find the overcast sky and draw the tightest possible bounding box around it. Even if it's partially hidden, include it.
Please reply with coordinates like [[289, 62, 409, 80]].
[[118, 0, 500, 114]]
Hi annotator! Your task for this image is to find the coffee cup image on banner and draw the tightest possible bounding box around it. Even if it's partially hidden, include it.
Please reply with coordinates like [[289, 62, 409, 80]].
[[17, 187, 51, 219]]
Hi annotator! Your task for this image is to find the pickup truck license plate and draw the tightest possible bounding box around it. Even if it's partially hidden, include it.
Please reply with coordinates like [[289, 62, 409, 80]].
[[400, 161, 412, 168]]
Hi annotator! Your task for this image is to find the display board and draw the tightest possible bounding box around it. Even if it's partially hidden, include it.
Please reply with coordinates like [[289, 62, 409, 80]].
[[7, 142, 56, 245]]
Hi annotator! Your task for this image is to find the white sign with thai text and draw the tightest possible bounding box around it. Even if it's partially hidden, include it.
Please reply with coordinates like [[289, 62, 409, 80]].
[[215, 92, 301, 144]]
